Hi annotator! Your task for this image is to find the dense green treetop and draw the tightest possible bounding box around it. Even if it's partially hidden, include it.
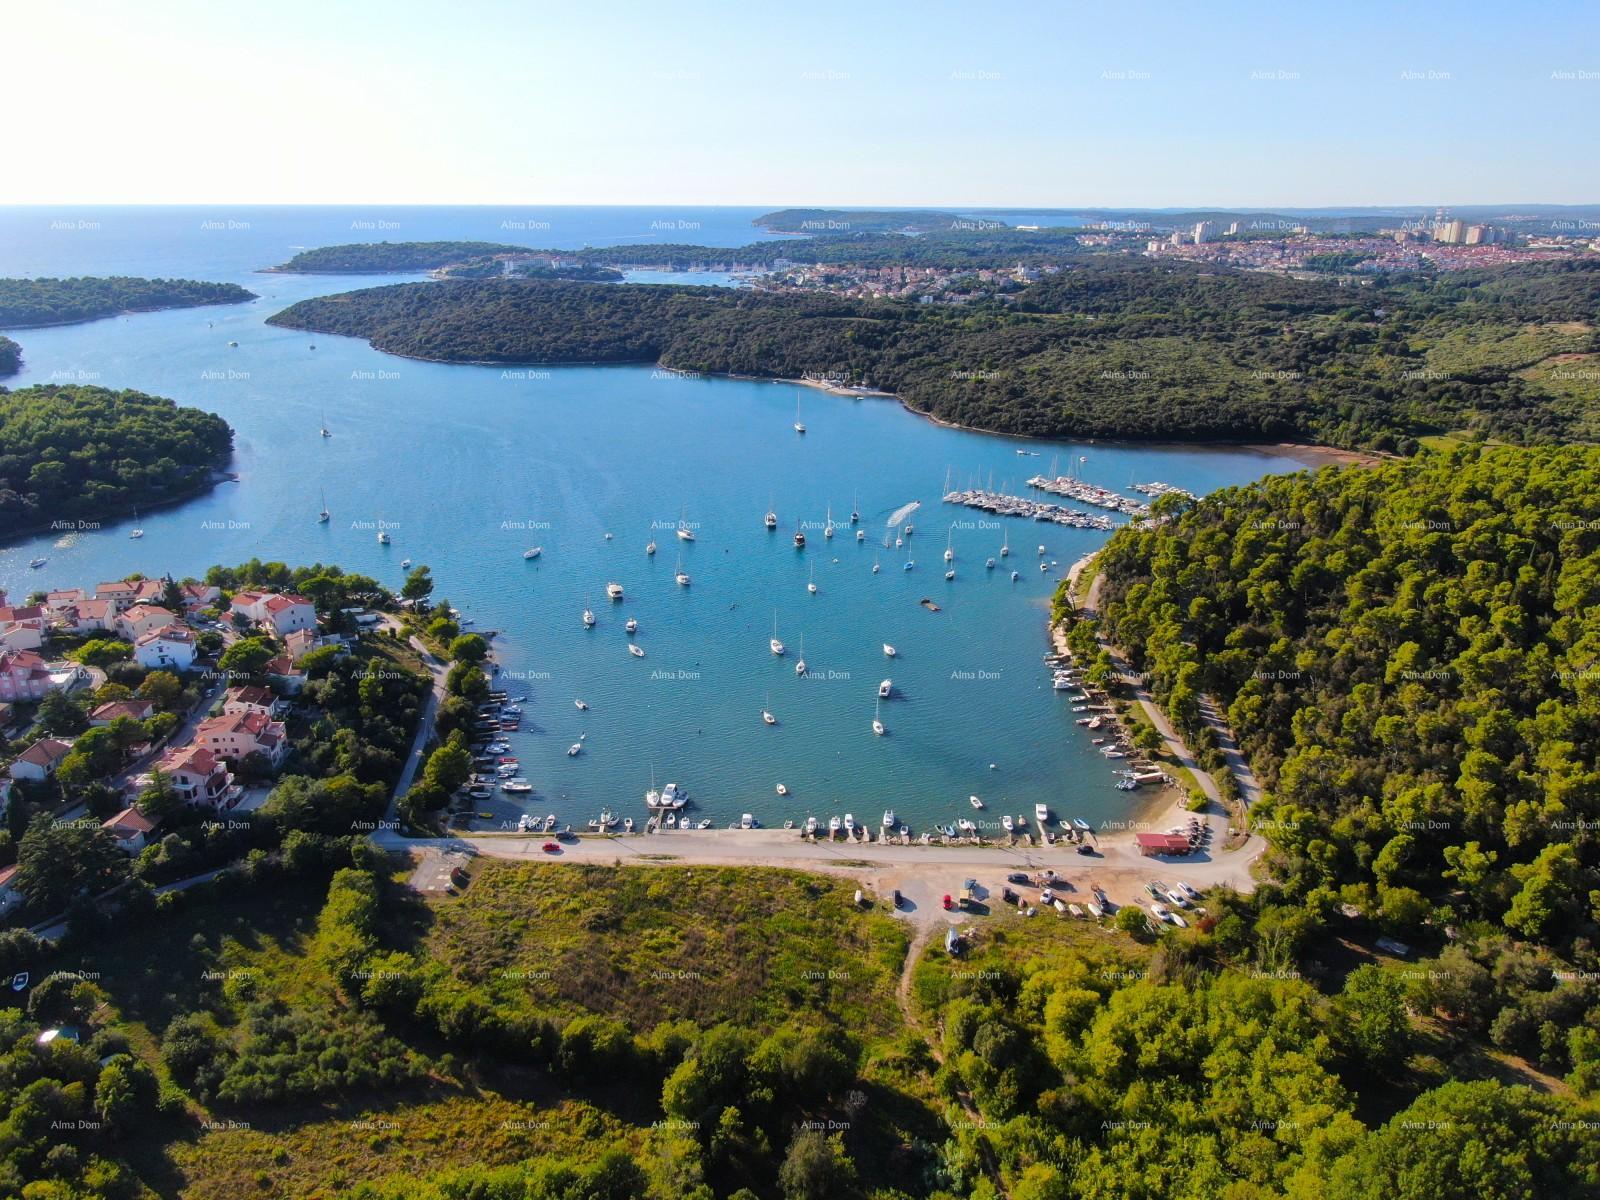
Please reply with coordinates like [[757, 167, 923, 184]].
[[268, 241, 536, 272], [267, 258, 1600, 449], [0, 335, 19, 377], [0, 384, 233, 538], [1095, 444, 1600, 948], [0, 276, 255, 328]]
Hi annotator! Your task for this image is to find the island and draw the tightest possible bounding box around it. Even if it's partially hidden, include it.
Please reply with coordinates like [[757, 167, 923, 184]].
[[0, 335, 18, 378], [0, 383, 234, 539], [266, 240, 535, 273], [754, 207, 1006, 234], [266, 257, 1600, 452], [0, 276, 256, 329]]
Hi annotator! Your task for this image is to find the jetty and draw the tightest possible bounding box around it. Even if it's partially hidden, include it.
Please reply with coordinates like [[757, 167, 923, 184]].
[[1025, 473, 1150, 517], [942, 487, 1116, 530]]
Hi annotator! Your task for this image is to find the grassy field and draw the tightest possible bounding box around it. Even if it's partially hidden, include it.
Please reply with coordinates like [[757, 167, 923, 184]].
[[406, 860, 909, 1035], [1418, 320, 1592, 375]]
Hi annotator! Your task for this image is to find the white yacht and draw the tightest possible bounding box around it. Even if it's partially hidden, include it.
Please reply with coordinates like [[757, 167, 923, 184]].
[[762, 693, 776, 725], [795, 634, 807, 676], [843, 813, 855, 835], [803, 814, 816, 833], [318, 489, 330, 523], [606, 581, 624, 600], [882, 809, 895, 827], [1035, 803, 1051, 825], [675, 558, 691, 586], [128, 508, 143, 539], [882, 643, 896, 658], [628, 644, 645, 658], [872, 697, 885, 736], [986, 557, 995, 569], [793, 398, 805, 434], [778, 784, 790, 797], [377, 529, 390, 544], [944, 529, 954, 563], [524, 546, 542, 559], [770, 612, 785, 656], [741, 813, 756, 829], [582, 606, 596, 627], [824, 506, 835, 540], [625, 617, 638, 634], [829, 815, 842, 836], [646, 540, 656, 555], [878, 678, 892, 699], [1000, 531, 1010, 557], [856, 529, 865, 542], [567, 742, 582, 756], [807, 563, 817, 594]]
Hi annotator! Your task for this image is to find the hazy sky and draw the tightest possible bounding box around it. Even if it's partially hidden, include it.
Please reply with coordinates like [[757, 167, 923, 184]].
[[8, 0, 1596, 207]]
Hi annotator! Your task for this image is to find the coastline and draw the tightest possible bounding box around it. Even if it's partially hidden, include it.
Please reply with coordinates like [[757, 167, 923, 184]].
[[0, 296, 258, 332], [0, 467, 236, 549]]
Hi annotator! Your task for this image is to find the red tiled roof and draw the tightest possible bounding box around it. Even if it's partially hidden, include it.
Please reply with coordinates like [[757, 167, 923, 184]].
[[17, 738, 72, 767]]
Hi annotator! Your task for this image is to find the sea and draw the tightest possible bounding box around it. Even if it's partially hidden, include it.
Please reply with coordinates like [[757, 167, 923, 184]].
[[0, 206, 1314, 833]]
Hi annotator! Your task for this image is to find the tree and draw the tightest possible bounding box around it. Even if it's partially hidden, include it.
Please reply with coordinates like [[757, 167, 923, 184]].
[[1114, 905, 1150, 936], [94, 1054, 159, 1132], [217, 637, 274, 677], [138, 768, 184, 822], [13, 817, 125, 913], [446, 661, 488, 703], [1505, 843, 1583, 942], [448, 633, 487, 664], [778, 1130, 857, 1200], [35, 690, 87, 735], [136, 669, 183, 710], [421, 735, 472, 794], [402, 565, 434, 603], [1333, 965, 1412, 1067], [70, 639, 132, 668], [27, 970, 107, 1025]]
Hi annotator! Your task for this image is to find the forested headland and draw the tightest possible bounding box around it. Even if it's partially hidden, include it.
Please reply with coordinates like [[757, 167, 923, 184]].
[[268, 241, 536, 273], [267, 259, 1600, 451], [0, 335, 19, 377], [0, 384, 234, 538], [0, 276, 256, 328]]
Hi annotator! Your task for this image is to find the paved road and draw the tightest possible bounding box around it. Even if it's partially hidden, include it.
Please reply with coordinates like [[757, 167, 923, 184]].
[[386, 629, 448, 818]]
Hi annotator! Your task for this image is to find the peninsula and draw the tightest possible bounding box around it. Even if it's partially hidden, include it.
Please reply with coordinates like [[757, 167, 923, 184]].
[[0, 276, 256, 328]]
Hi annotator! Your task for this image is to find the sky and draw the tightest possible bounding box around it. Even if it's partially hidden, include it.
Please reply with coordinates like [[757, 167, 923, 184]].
[[7, 0, 1597, 207]]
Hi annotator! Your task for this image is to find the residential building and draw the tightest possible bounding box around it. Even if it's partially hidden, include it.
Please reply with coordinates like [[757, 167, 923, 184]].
[[0, 865, 21, 916], [224, 685, 281, 718], [95, 581, 142, 613], [196, 709, 288, 766], [1135, 832, 1193, 857], [9, 737, 73, 782], [89, 698, 157, 726], [59, 599, 114, 635], [0, 621, 42, 652], [102, 806, 159, 854], [150, 744, 233, 807], [45, 588, 88, 613], [134, 626, 197, 671], [179, 583, 222, 610], [264, 655, 307, 694], [115, 605, 180, 643], [0, 651, 54, 703]]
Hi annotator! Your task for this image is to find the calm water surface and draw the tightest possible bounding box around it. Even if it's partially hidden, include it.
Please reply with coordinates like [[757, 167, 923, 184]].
[[0, 207, 1312, 831]]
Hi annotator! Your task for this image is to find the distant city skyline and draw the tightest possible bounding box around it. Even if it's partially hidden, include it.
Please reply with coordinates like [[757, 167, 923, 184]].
[[8, 0, 1598, 207]]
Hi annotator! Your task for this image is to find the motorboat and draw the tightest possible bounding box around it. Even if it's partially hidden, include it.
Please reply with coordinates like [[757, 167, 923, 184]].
[[628, 644, 645, 658], [623, 817, 634, 833], [589, 810, 619, 831], [1011, 571, 1020, 581], [856, 529, 866, 542], [740, 813, 756, 829], [883, 643, 897, 658], [647, 781, 686, 810], [377, 530, 390, 544], [777, 783, 789, 796], [1001, 815, 1014, 832], [882, 809, 895, 827], [664, 813, 677, 828], [697, 818, 713, 829], [501, 779, 532, 793], [625, 618, 638, 634], [765, 507, 778, 529], [1037, 544, 1046, 556], [829, 815, 842, 836], [970, 795, 984, 809], [606, 582, 624, 600], [575, 699, 589, 710], [524, 547, 542, 559], [1035, 803, 1050, 825], [878, 678, 892, 699], [986, 558, 995, 569], [567, 743, 582, 756], [1074, 818, 1092, 832], [843, 813, 855, 835], [28, 558, 46, 569], [804, 814, 816, 833]]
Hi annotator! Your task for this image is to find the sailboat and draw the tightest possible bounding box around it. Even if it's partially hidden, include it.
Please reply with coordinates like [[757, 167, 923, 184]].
[[795, 633, 807, 676], [319, 409, 332, 438], [317, 489, 330, 523], [762, 692, 777, 725], [793, 397, 806, 434], [377, 523, 390, 544], [872, 697, 885, 737], [128, 508, 144, 539], [676, 504, 695, 541], [765, 494, 778, 529], [582, 596, 596, 627], [824, 506, 834, 540], [793, 518, 806, 549], [646, 539, 656, 555], [944, 528, 955, 563], [807, 563, 817, 594], [1000, 529, 1010, 558], [850, 493, 860, 523], [770, 612, 785, 656], [872, 552, 881, 575], [675, 556, 691, 586]]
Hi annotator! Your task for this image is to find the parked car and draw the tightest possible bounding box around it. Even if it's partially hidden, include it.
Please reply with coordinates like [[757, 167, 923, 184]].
[[942, 894, 954, 910], [542, 842, 560, 854], [1007, 872, 1031, 885]]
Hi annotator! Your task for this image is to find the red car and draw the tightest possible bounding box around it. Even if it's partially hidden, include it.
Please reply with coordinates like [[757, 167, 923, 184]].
[[942, 894, 954, 910], [542, 842, 561, 854]]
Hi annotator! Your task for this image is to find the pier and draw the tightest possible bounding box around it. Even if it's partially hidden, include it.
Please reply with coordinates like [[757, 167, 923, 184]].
[[942, 488, 1116, 530], [1025, 474, 1150, 517]]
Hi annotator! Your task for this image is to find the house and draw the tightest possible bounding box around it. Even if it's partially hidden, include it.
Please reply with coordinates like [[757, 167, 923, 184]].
[[224, 685, 281, 718], [59, 598, 114, 634], [264, 655, 307, 695], [9, 737, 73, 782], [134, 626, 197, 671], [150, 744, 233, 808], [260, 594, 317, 638], [179, 583, 222, 611], [89, 698, 157, 726], [45, 588, 88, 613], [284, 628, 319, 661], [0, 865, 21, 916], [0, 621, 42, 652], [95, 581, 142, 613], [115, 604, 179, 643], [196, 709, 288, 766], [102, 806, 159, 854], [1134, 832, 1192, 857], [0, 651, 55, 703], [228, 591, 270, 623]]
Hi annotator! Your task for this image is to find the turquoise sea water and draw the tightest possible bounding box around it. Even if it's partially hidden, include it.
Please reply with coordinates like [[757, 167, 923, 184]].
[[0, 207, 1313, 832]]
